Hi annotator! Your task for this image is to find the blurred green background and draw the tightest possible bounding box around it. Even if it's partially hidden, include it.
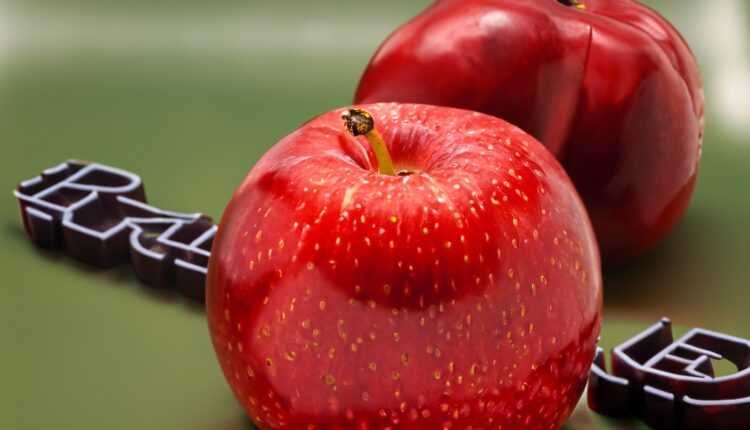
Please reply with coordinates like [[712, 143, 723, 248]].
[[0, 1, 748, 429]]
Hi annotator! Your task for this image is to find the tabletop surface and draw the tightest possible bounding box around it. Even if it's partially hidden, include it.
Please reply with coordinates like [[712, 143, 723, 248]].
[[1, 1, 749, 429]]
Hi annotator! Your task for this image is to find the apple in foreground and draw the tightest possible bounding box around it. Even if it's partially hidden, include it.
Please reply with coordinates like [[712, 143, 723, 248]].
[[206, 103, 602, 429], [355, 0, 704, 263]]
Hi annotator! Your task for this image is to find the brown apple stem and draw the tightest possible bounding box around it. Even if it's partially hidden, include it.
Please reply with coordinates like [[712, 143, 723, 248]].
[[342, 109, 395, 176]]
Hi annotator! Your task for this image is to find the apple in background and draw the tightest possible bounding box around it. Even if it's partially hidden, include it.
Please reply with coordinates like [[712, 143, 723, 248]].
[[355, 0, 704, 263], [206, 103, 602, 429]]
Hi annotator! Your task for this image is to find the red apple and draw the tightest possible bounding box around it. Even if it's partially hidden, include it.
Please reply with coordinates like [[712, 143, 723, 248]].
[[206, 103, 602, 429], [355, 0, 704, 263]]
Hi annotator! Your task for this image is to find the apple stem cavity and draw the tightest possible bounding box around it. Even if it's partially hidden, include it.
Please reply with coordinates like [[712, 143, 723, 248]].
[[342, 108, 396, 176], [557, 0, 585, 10]]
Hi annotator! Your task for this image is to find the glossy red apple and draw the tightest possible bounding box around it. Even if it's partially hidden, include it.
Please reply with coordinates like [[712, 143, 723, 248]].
[[206, 103, 602, 429], [355, 0, 704, 263]]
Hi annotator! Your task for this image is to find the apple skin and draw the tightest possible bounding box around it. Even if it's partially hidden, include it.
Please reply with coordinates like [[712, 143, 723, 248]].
[[206, 103, 602, 429], [355, 0, 704, 263]]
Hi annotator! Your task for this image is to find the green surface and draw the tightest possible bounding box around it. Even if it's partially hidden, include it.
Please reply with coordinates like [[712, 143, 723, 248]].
[[1, 1, 748, 429]]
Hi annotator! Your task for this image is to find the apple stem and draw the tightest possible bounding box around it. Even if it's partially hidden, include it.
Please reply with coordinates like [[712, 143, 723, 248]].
[[342, 109, 395, 176]]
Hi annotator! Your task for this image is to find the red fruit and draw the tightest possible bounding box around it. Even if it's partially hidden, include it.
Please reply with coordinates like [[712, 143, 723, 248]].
[[206, 103, 602, 429], [355, 0, 704, 263]]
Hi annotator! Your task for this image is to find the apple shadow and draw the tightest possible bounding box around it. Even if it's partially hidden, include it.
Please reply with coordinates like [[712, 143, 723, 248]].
[[600, 211, 716, 316], [563, 402, 648, 430], [213, 415, 258, 430]]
